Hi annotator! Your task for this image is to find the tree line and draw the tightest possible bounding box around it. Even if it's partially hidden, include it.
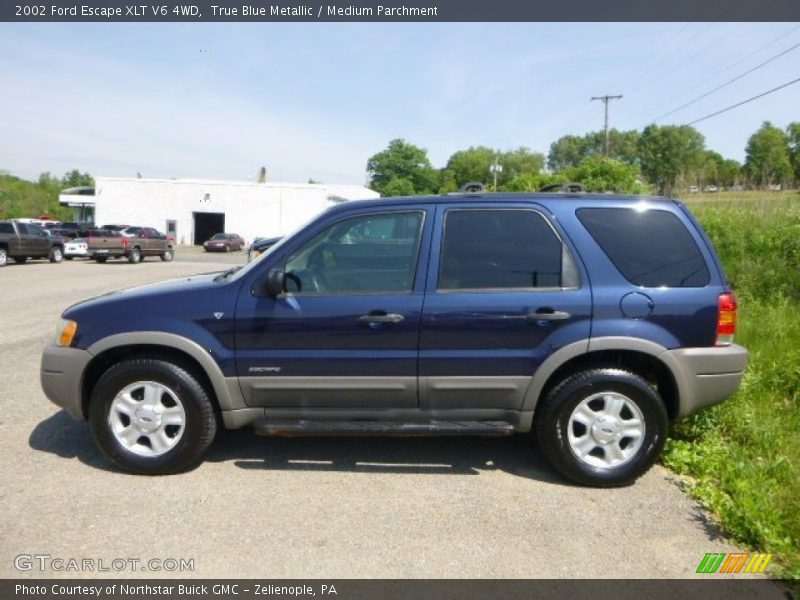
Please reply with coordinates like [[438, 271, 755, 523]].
[[0, 170, 93, 220], [367, 121, 800, 197]]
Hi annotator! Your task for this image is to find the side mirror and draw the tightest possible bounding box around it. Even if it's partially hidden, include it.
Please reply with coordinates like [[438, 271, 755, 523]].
[[263, 268, 285, 297]]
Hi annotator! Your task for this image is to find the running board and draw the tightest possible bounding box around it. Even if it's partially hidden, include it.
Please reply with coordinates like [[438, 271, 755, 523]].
[[253, 420, 515, 437]]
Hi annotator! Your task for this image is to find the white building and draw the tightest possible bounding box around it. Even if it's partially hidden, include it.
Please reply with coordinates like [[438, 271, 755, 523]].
[[60, 177, 379, 245]]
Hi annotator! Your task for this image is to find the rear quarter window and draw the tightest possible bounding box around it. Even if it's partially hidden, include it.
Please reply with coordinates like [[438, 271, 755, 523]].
[[577, 207, 710, 287]]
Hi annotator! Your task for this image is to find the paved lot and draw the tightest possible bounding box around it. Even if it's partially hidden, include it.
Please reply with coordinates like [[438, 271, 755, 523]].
[[0, 250, 753, 579]]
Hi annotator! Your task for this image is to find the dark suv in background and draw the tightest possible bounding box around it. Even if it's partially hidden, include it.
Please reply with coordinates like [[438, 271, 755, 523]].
[[41, 190, 747, 486]]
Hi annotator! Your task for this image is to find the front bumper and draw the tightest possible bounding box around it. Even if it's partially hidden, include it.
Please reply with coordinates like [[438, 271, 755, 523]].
[[40, 345, 92, 420], [663, 344, 749, 417]]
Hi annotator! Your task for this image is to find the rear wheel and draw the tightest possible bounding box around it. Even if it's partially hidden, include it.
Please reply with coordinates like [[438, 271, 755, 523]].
[[535, 368, 668, 487], [89, 359, 217, 475], [49, 246, 64, 263], [128, 246, 141, 264]]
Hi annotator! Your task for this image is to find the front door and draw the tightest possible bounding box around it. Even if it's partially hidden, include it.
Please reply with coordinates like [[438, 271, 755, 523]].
[[419, 204, 592, 410], [235, 207, 432, 408]]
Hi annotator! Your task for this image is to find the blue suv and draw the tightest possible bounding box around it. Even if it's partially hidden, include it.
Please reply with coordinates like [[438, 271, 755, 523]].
[[41, 190, 748, 486]]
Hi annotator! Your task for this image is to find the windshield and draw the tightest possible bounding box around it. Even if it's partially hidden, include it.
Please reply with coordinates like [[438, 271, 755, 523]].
[[211, 234, 227, 240]]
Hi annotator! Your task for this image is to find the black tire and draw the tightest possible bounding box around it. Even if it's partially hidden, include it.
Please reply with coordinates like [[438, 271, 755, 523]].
[[224, 244, 230, 252], [89, 359, 217, 475], [95, 256, 108, 263], [128, 246, 141, 264], [0, 248, 6, 266], [161, 248, 174, 262], [535, 368, 668, 487], [49, 246, 64, 263], [13, 256, 27, 264]]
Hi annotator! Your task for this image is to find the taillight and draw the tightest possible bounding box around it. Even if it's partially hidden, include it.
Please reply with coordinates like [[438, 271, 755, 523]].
[[716, 292, 737, 346], [122, 237, 128, 247]]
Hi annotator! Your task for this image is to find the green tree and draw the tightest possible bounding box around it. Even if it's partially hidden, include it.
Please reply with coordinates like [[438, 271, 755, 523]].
[[497, 147, 545, 187], [500, 172, 562, 192], [442, 146, 496, 188], [744, 122, 792, 188], [366, 139, 439, 197], [548, 129, 640, 170], [637, 124, 706, 195], [563, 156, 648, 194], [547, 134, 587, 170], [61, 169, 94, 188], [786, 121, 800, 184]]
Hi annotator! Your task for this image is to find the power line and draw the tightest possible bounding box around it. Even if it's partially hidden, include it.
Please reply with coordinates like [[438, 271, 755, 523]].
[[651, 40, 800, 123], [687, 76, 800, 125]]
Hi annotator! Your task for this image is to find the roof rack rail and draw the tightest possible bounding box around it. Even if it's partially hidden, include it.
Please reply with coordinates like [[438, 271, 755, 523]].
[[539, 182, 585, 193], [458, 182, 485, 194]]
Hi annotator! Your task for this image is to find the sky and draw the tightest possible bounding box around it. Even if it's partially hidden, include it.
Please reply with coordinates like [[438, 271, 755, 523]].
[[0, 22, 798, 185]]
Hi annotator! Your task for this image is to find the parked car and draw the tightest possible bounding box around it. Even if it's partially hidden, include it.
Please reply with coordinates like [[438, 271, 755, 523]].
[[64, 237, 89, 259], [204, 233, 245, 252], [119, 226, 143, 238], [86, 227, 174, 263], [688, 186, 699, 193], [247, 236, 282, 262], [41, 190, 747, 485], [99, 224, 130, 232], [60, 221, 94, 231], [703, 185, 719, 193], [0, 220, 65, 266]]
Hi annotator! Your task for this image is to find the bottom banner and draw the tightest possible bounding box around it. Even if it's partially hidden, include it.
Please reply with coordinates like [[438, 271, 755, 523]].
[[0, 579, 793, 600]]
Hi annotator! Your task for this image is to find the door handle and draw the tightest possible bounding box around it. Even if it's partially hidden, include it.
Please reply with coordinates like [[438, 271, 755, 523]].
[[359, 313, 405, 324], [527, 309, 571, 322]]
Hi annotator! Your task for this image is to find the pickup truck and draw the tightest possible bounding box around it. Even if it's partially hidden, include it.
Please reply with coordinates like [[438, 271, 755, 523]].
[[0, 220, 65, 266], [86, 227, 174, 263]]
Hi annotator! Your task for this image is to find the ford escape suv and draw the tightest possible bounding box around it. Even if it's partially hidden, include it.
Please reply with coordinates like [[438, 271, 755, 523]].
[[40, 190, 748, 486]]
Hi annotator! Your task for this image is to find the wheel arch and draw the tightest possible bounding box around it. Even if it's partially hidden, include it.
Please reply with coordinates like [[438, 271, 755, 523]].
[[82, 333, 245, 419], [524, 337, 681, 421]]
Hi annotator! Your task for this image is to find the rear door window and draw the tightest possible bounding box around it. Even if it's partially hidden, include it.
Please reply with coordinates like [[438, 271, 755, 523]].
[[438, 209, 573, 290], [577, 207, 709, 287]]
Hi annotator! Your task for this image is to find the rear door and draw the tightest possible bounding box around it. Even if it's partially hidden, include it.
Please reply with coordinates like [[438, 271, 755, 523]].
[[14, 223, 35, 256], [235, 206, 433, 408], [419, 203, 592, 409]]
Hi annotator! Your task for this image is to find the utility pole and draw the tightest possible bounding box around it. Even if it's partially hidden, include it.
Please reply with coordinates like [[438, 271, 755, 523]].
[[491, 154, 502, 191], [591, 94, 623, 156]]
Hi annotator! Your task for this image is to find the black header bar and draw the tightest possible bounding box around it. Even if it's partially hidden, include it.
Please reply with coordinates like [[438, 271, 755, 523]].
[[4, 0, 800, 22]]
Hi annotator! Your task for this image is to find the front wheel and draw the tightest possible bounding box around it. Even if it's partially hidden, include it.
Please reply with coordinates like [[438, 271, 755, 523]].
[[535, 368, 668, 487], [89, 359, 217, 475], [160, 248, 174, 262], [0, 248, 9, 266]]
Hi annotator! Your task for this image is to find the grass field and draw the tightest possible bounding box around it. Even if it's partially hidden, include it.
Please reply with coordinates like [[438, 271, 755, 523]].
[[665, 190, 800, 579]]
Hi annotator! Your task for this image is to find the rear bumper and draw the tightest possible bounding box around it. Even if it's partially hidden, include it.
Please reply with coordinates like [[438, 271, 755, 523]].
[[40, 345, 92, 420], [663, 344, 749, 417]]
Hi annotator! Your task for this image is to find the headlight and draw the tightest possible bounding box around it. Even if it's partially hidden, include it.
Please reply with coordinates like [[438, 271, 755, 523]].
[[54, 318, 78, 346]]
